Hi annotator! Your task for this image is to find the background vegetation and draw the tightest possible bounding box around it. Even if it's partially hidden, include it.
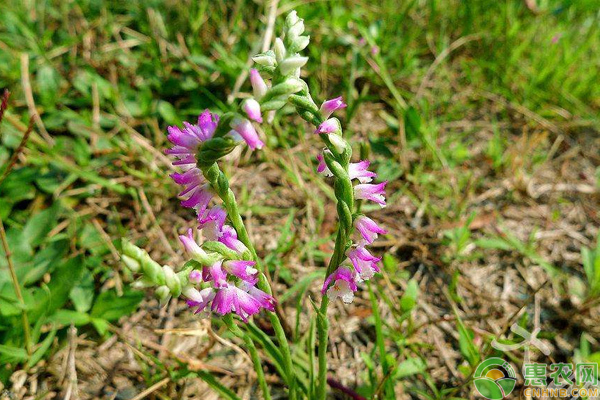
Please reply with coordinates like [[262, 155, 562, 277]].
[[0, 0, 598, 398]]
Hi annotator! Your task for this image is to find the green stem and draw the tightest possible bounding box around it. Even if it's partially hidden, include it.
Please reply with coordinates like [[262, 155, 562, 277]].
[[315, 296, 329, 400], [225, 315, 271, 400], [202, 163, 298, 400]]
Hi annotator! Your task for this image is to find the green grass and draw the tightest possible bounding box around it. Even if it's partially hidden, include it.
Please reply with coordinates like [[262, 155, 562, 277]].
[[0, 0, 599, 397]]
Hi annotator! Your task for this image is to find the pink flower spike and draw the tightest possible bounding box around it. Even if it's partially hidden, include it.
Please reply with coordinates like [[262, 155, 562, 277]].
[[242, 99, 263, 123], [348, 160, 377, 183], [354, 181, 387, 207], [347, 246, 381, 282], [225, 260, 259, 285], [198, 206, 227, 240], [231, 118, 264, 150], [315, 118, 338, 135], [322, 267, 357, 304], [316, 153, 333, 176], [354, 216, 387, 245], [250, 69, 268, 100], [320, 96, 347, 119]]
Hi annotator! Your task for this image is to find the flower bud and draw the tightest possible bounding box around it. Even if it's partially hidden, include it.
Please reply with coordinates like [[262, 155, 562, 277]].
[[231, 118, 264, 150], [132, 277, 154, 289], [285, 10, 300, 28], [284, 77, 304, 94], [279, 56, 308, 75], [291, 36, 310, 53], [274, 38, 286, 63], [189, 269, 203, 284], [328, 133, 346, 153], [242, 99, 263, 123], [163, 265, 181, 296], [315, 118, 339, 134], [320, 96, 347, 119], [252, 51, 276, 67], [183, 286, 204, 303], [155, 285, 171, 307], [179, 229, 210, 263], [288, 20, 305, 39], [249, 69, 268, 100], [122, 255, 140, 272]]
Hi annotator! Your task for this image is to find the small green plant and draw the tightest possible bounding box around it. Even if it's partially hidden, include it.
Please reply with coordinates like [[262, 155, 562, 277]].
[[581, 233, 600, 299]]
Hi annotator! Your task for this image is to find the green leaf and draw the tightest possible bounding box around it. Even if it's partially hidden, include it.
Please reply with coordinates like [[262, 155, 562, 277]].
[[400, 279, 419, 312], [394, 357, 426, 379], [157, 100, 179, 125], [0, 344, 28, 363], [404, 106, 422, 141], [456, 313, 479, 366], [69, 269, 95, 313], [24, 239, 69, 285], [22, 204, 60, 247], [246, 322, 286, 380], [47, 310, 91, 326], [90, 289, 144, 321], [27, 327, 57, 368], [91, 317, 109, 336], [475, 237, 513, 250], [36, 65, 60, 107], [29, 256, 85, 320], [194, 371, 242, 400]]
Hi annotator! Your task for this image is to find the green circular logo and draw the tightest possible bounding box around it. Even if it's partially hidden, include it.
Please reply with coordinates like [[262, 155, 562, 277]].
[[473, 357, 517, 399]]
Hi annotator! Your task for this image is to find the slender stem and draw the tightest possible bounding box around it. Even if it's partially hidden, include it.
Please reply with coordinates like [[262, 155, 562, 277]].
[[0, 218, 32, 355], [225, 315, 271, 400], [315, 296, 329, 400], [287, 87, 357, 400], [202, 163, 298, 400]]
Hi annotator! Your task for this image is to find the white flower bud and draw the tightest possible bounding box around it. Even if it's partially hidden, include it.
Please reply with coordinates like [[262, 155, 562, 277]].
[[292, 36, 310, 52], [274, 38, 286, 63], [328, 133, 346, 153], [122, 255, 140, 272], [252, 54, 276, 67], [162, 265, 180, 296], [155, 286, 171, 307], [288, 20, 305, 39], [279, 56, 308, 75], [183, 286, 204, 303], [285, 10, 299, 28], [283, 77, 304, 93]]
